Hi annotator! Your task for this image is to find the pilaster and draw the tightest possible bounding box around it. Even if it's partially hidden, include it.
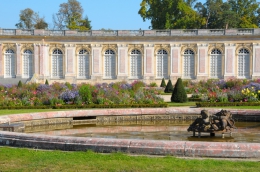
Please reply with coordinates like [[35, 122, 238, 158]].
[[91, 44, 102, 80], [252, 43, 260, 78], [117, 44, 128, 80], [143, 44, 154, 80], [0, 43, 3, 77], [170, 44, 181, 79], [224, 43, 236, 79], [196, 43, 208, 79], [34, 44, 40, 75], [16, 43, 21, 78], [64, 44, 76, 79]]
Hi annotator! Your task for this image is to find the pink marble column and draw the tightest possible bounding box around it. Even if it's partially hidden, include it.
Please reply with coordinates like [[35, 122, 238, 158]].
[[16, 44, 21, 77], [172, 49, 179, 73], [146, 49, 152, 74], [199, 49, 205, 73], [226, 49, 233, 73], [255, 48, 260, 73], [66, 48, 74, 73], [93, 49, 100, 73], [119, 49, 125, 73], [0, 44, 3, 76], [39, 45, 44, 75], [34, 44, 39, 75]]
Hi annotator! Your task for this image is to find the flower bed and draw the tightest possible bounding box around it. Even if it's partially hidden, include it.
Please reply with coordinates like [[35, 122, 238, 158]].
[[0, 81, 164, 108], [184, 78, 260, 103]]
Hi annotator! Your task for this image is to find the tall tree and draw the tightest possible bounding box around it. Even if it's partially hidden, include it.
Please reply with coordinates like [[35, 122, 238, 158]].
[[15, 8, 35, 29], [53, 0, 91, 30], [228, 0, 259, 28], [16, 8, 48, 29], [138, 0, 204, 29]]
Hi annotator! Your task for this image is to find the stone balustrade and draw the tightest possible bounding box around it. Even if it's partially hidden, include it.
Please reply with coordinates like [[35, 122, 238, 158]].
[[0, 28, 258, 37]]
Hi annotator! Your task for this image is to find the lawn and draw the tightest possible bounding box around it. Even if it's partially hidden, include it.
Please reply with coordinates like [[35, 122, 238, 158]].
[[0, 147, 258, 172]]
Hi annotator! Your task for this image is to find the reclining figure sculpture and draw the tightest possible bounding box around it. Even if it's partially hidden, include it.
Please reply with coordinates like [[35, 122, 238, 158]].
[[187, 109, 236, 137]]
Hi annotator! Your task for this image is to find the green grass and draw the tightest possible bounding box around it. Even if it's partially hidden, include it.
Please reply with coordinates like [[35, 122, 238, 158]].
[[0, 147, 258, 172]]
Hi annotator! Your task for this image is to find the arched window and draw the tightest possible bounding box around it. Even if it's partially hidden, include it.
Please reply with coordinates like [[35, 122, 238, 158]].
[[104, 49, 116, 79], [4, 49, 15, 78], [130, 49, 142, 79], [156, 49, 168, 78], [52, 49, 63, 78], [183, 49, 195, 79], [22, 49, 33, 78], [78, 49, 89, 78], [238, 48, 250, 78], [210, 49, 222, 78]]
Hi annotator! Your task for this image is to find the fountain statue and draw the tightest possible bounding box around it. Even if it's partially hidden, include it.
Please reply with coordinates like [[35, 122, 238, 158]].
[[187, 109, 236, 138]]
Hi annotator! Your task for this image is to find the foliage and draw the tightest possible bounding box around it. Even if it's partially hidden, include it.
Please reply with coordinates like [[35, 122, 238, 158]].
[[78, 84, 93, 104], [171, 78, 187, 103], [53, 0, 91, 30], [149, 82, 158, 87], [160, 78, 166, 87], [17, 80, 22, 88], [139, 0, 203, 29], [45, 79, 49, 85], [164, 79, 174, 93], [15, 8, 48, 29]]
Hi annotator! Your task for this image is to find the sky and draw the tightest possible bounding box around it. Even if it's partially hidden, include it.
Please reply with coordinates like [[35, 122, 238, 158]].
[[0, 0, 152, 30]]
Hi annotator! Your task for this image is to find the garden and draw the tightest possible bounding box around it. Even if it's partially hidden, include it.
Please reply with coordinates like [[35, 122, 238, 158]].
[[1, 77, 260, 109], [0, 80, 165, 109]]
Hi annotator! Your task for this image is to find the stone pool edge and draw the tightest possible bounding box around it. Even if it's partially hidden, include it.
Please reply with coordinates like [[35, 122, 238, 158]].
[[0, 107, 260, 159]]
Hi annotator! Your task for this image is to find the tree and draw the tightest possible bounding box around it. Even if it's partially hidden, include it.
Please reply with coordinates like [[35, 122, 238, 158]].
[[15, 8, 35, 29], [45, 79, 49, 85], [160, 78, 166, 88], [164, 79, 174, 93], [17, 80, 23, 88], [53, 0, 91, 30], [228, 0, 259, 28], [138, 0, 204, 29], [15, 8, 48, 29], [171, 78, 187, 103]]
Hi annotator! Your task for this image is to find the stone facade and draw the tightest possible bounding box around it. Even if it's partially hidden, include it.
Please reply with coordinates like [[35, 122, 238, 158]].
[[1, 28, 260, 84]]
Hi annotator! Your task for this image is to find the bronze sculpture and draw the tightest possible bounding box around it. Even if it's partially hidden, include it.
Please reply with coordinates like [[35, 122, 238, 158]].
[[187, 109, 236, 138]]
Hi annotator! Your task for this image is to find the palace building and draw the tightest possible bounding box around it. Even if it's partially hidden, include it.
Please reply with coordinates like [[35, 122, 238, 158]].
[[0, 28, 260, 85]]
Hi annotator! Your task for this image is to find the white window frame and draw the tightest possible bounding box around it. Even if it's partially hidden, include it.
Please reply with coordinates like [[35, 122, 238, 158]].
[[238, 48, 250, 78], [51, 49, 63, 79], [182, 49, 195, 79], [130, 49, 142, 79], [22, 49, 33, 78], [210, 49, 222, 78], [156, 49, 168, 79], [4, 49, 15, 78], [78, 49, 90, 79], [104, 49, 116, 79]]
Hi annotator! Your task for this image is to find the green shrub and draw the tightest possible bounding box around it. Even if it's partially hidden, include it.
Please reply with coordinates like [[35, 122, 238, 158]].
[[17, 80, 22, 88], [45, 79, 49, 85], [149, 82, 158, 87], [171, 78, 187, 103], [79, 84, 93, 104], [160, 78, 166, 87], [164, 79, 174, 93]]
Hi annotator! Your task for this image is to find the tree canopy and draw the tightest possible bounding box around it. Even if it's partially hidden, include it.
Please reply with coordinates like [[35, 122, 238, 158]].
[[139, 0, 260, 29], [53, 0, 91, 30], [15, 8, 48, 29]]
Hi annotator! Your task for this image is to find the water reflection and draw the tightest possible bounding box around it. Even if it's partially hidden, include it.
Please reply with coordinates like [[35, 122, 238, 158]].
[[24, 121, 260, 143]]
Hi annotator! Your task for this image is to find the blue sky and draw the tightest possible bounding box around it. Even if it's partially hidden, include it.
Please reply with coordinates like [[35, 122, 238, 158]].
[[0, 0, 151, 30]]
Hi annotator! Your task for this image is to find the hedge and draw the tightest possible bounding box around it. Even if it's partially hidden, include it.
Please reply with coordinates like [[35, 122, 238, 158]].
[[196, 102, 260, 107], [0, 103, 168, 110]]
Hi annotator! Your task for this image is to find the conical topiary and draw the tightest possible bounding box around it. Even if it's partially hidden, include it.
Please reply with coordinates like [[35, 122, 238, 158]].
[[171, 78, 187, 103], [17, 80, 22, 87], [164, 79, 174, 93], [160, 78, 166, 88], [45, 79, 49, 85]]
